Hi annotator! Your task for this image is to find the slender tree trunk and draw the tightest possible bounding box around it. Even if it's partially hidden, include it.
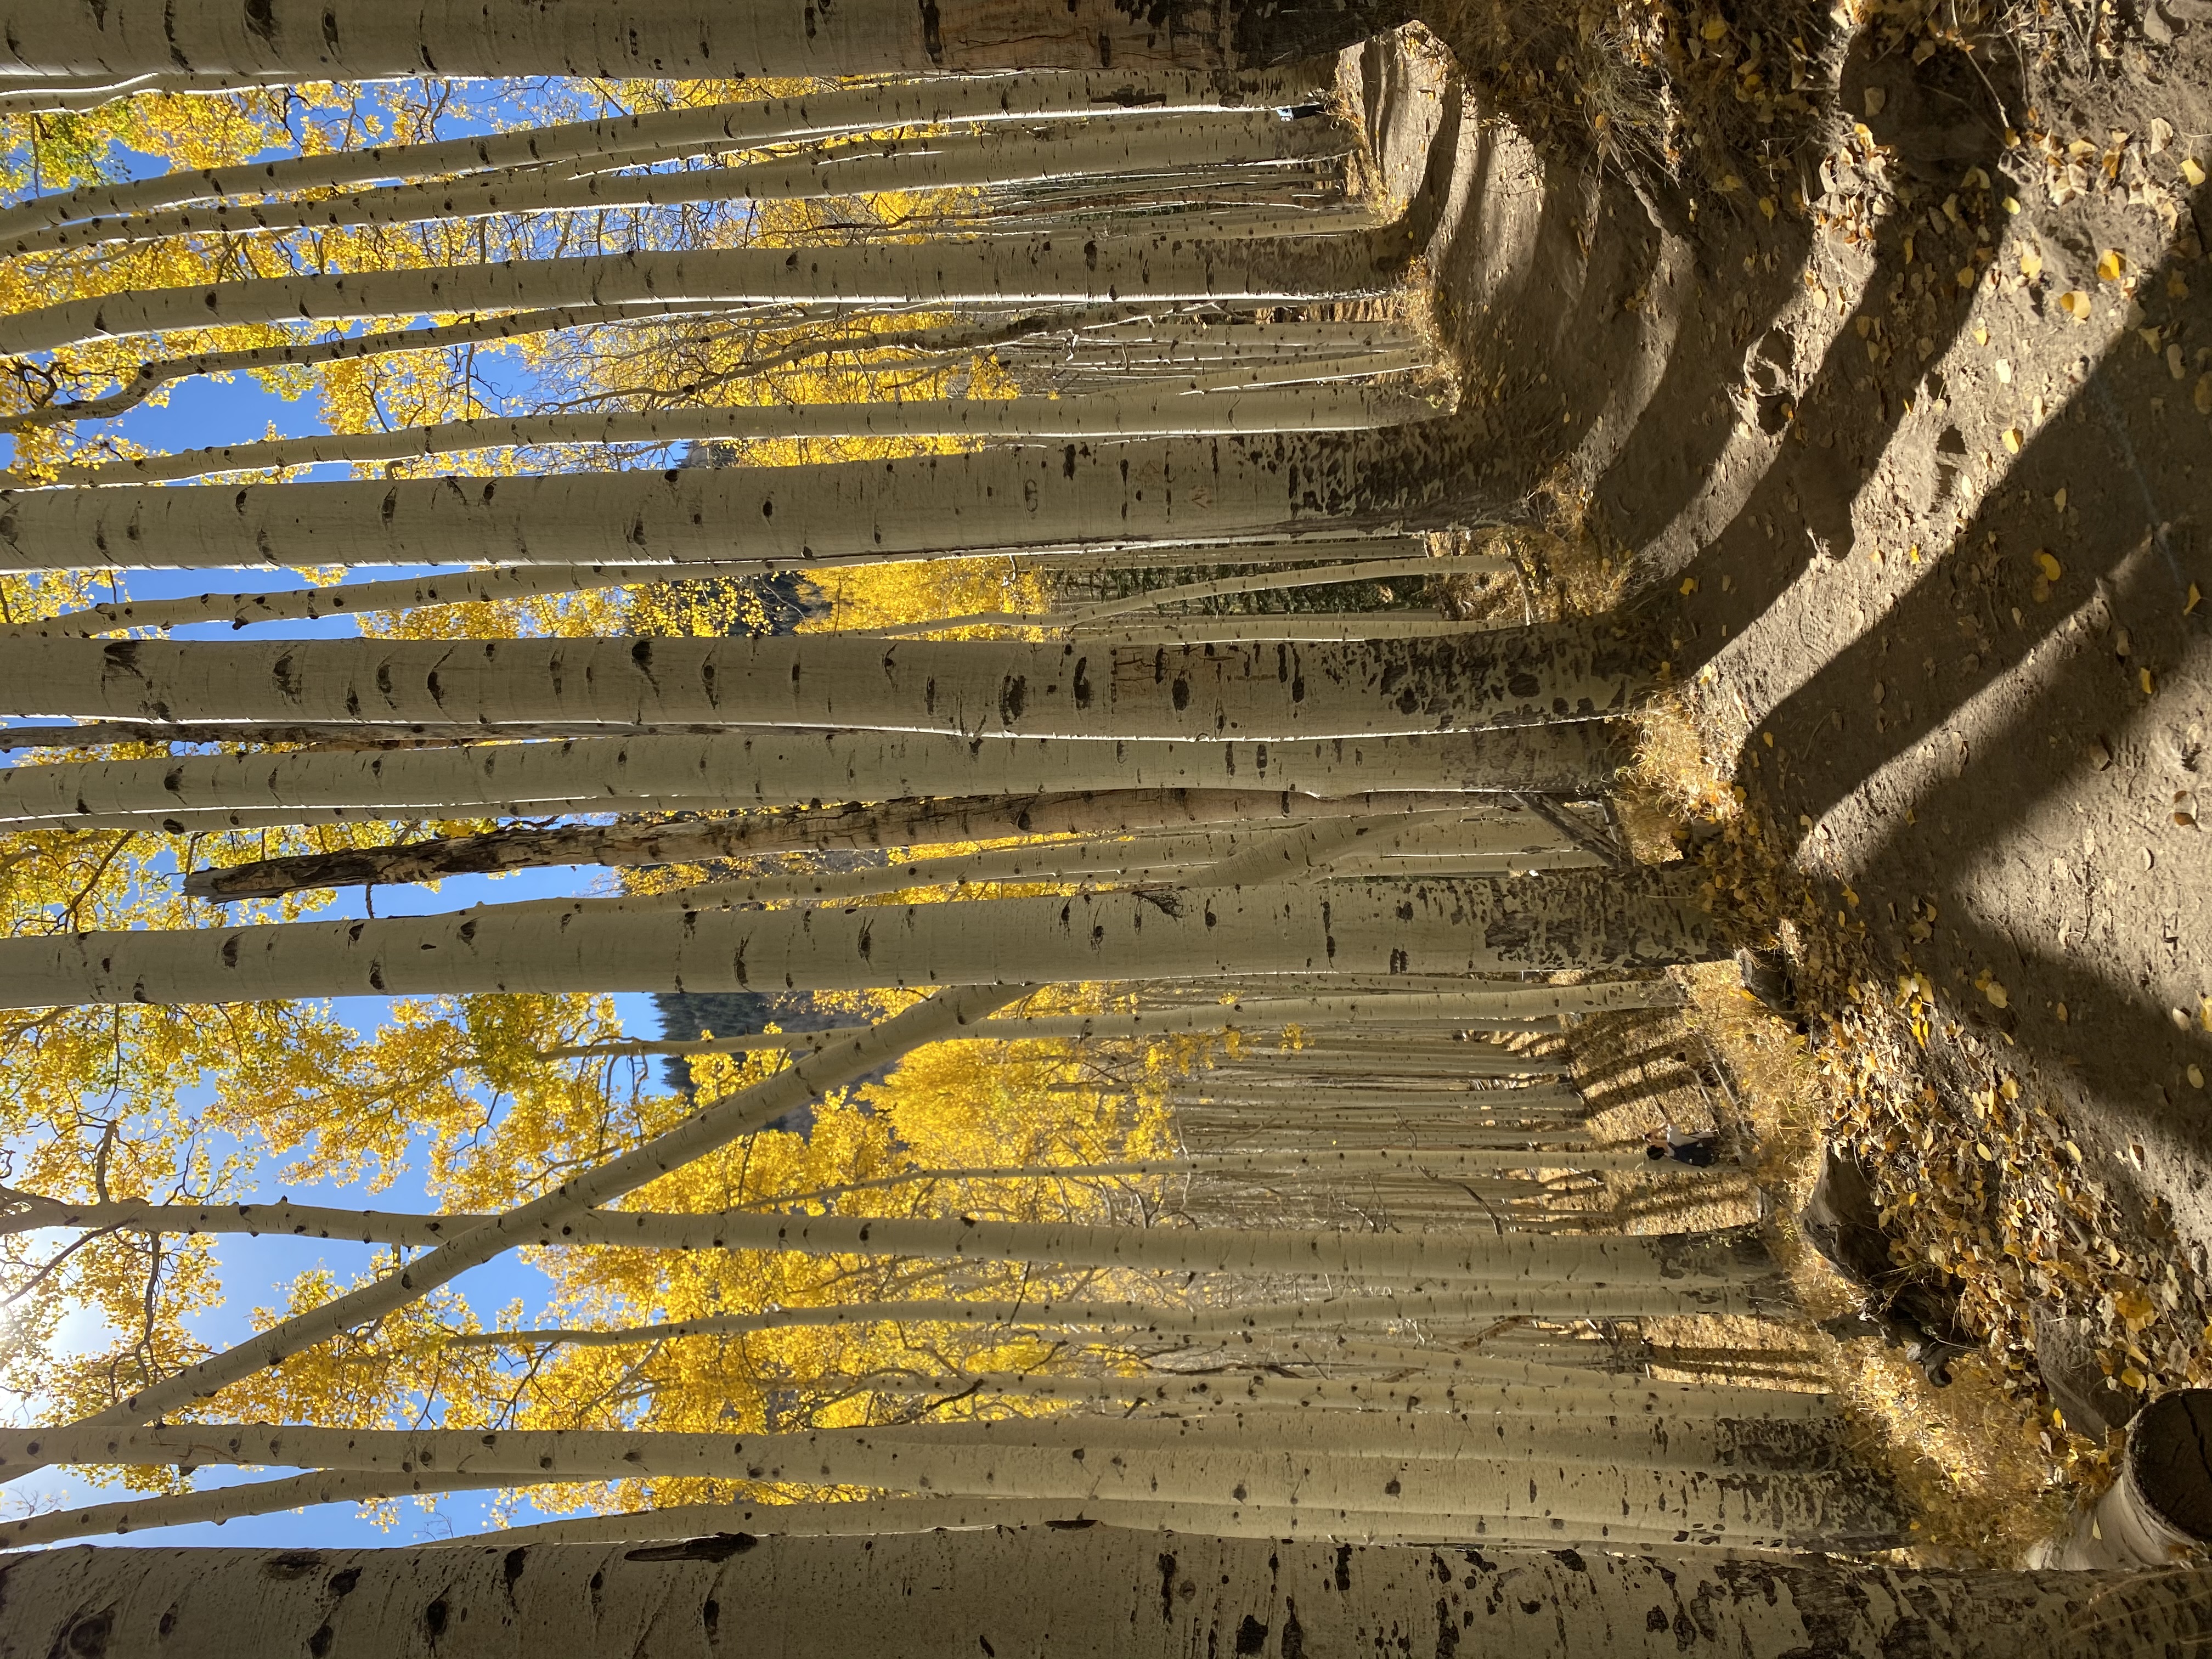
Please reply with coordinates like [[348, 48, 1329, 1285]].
[[7, 1406, 1847, 1487], [534, 811, 1579, 907], [797, 1368, 1824, 1419], [53, 380, 1432, 487], [0, 625, 1647, 740], [0, 1199, 1756, 1286], [34, 533, 1453, 635], [19, 110, 1351, 256], [0, 430, 1486, 575], [179, 777, 1634, 901], [12, 1532, 2202, 1656], [0, 1416, 1892, 1550], [0, 0, 1415, 81], [0, 868, 1720, 1010], [0, 731, 1611, 833], [545, 984, 1677, 1056], [0, 71, 1319, 245], [32, 563, 796, 636], [0, 230, 1397, 357]]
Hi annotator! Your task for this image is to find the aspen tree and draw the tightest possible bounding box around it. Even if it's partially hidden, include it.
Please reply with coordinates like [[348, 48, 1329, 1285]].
[[0, 231, 1397, 358], [0, 628, 1645, 738], [0, 432, 1481, 575], [14, 1531, 2202, 1656], [0, 1201, 1761, 1287], [56, 385, 1433, 493], [0, 0, 1417, 81], [9, 110, 1350, 256], [49, 380, 1432, 487], [178, 781, 1633, 900], [0, 868, 1719, 1011], [0, 733, 1610, 834], [545, 985, 1679, 1057], [33, 562, 792, 635], [0, 71, 1324, 246]]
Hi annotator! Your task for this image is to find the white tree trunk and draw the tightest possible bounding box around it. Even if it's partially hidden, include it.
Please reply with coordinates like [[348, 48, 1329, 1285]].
[[8, 1531, 2197, 1655], [0, 71, 1313, 245], [0, 230, 1393, 357], [0, 868, 1719, 1011], [546, 983, 1680, 1056], [179, 778, 1635, 901], [0, 1199, 1751, 1286], [0, 627, 1645, 740], [33, 562, 791, 635], [19, 110, 1349, 256], [860, 554, 1510, 638], [42, 985, 1019, 1439], [0, 0, 1406, 81], [433, 1282, 1771, 1358], [53, 380, 1434, 488], [0, 731, 1609, 832], [0, 432, 1476, 576], [808, 1368, 1823, 1420]]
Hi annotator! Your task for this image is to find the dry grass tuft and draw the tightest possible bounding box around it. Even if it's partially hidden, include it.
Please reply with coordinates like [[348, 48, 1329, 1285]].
[[1679, 958, 2070, 1564]]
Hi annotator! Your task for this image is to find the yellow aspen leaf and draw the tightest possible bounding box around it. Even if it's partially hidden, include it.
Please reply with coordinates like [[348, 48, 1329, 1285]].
[[2142, 668, 2158, 696], [1702, 16, 1728, 38], [2021, 248, 2044, 279], [2194, 374, 2212, 415], [2185, 157, 2208, 187], [2002, 427, 2023, 453], [2057, 289, 2092, 319], [1984, 981, 2010, 1009], [2096, 249, 2128, 281], [1679, 576, 1698, 595], [2034, 550, 2063, 582]]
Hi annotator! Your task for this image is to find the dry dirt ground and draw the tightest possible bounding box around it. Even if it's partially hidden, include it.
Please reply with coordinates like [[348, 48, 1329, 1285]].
[[1348, 1, 2212, 1554]]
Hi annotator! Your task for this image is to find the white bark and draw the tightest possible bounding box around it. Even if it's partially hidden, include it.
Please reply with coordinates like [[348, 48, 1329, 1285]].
[[509, 811, 1564, 910], [0, 230, 1393, 357], [0, 1200, 1748, 1287], [0, 0, 1383, 82], [12, 1531, 2199, 1655], [0, 627, 1646, 741], [0, 70, 1329, 244], [52, 381, 1434, 488], [32, 562, 791, 636], [17, 111, 1349, 256], [50, 985, 1020, 1436], [0, 732, 1609, 833], [456, 1281, 1768, 1355], [10, 1404, 1840, 1485], [548, 983, 1680, 1057], [861, 554, 1510, 637], [177, 778, 1634, 901], [0, 869, 1720, 1011], [0, 431, 1478, 575], [816, 1368, 1825, 1419], [0, 1420, 1884, 1549]]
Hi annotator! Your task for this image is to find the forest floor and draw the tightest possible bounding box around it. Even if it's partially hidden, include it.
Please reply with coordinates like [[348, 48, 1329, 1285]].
[[1352, 0, 2212, 1562]]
